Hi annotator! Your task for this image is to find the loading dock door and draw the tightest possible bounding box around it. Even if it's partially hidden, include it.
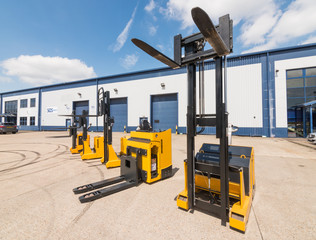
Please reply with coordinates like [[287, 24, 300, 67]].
[[110, 98, 127, 132], [73, 101, 89, 125], [151, 94, 178, 133]]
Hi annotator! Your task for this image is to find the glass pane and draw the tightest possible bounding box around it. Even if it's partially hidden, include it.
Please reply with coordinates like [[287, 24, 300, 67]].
[[287, 88, 304, 98], [287, 109, 296, 121], [306, 87, 316, 97], [287, 78, 304, 88], [287, 98, 305, 108], [5, 100, 17, 114], [306, 77, 316, 87], [287, 69, 303, 78], [306, 96, 316, 102], [306, 67, 316, 76], [20, 99, 27, 108], [30, 98, 36, 107]]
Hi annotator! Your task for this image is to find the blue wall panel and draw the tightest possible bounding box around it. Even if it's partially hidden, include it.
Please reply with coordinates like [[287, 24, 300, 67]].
[[110, 98, 127, 132], [21, 125, 46, 131], [151, 94, 178, 133]]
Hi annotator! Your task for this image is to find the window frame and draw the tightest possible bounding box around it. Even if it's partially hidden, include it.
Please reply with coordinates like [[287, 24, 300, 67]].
[[30, 116, 36, 126], [30, 98, 36, 108], [20, 99, 28, 108], [20, 117, 27, 126]]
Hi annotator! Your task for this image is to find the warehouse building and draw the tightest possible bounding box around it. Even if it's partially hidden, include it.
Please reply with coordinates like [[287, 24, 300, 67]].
[[1, 43, 316, 138]]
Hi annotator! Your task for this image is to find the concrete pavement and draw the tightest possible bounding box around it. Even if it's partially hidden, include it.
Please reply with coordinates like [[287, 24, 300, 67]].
[[0, 131, 315, 239]]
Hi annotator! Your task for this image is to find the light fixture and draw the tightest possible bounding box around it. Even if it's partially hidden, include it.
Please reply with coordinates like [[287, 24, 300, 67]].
[[114, 88, 118, 93], [161, 83, 165, 88], [275, 69, 279, 77], [77, 92, 82, 97]]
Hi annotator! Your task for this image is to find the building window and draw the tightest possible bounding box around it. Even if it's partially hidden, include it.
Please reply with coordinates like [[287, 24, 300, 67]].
[[20, 117, 27, 126], [4, 100, 18, 124], [30, 98, 36, 107], [286, 67, 316, 137], [5, 100, 17, 114], [286, 67, 316, 108], [20, 99, 27, 108], [30, 116, 35, 126]]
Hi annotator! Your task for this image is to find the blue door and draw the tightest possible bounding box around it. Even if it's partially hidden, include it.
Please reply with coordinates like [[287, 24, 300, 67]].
[[151, 94, 178, 132], [73, 101, 89, 125], [110, 98, 127, 132], [66, 119, 71, 128]]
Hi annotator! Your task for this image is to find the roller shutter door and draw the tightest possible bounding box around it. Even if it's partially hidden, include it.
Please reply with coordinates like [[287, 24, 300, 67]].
[[151, 94, 178, 133], [73, 101, 89, 125], [110, 98, 127, 132]]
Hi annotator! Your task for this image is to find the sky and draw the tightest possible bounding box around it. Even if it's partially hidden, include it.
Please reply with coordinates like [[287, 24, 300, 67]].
[[1, 0, 316, 93]]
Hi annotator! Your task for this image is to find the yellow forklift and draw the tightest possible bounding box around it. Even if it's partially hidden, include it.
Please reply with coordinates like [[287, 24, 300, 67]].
[[67, 110, 91, 154], [73, 128, 172, 203], [80, 88, 120, 168], [132, 7, 255, 232]]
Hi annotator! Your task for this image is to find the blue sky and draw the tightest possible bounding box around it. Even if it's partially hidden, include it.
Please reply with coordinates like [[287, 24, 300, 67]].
[[1, 0, 316, 93]]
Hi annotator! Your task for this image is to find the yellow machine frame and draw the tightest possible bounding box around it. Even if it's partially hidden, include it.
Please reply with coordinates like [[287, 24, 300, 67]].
[[120, 129, 172, 183], [70, 133, 90, 154], [80, 135, 120, 168], [177, 145, 255, 232]]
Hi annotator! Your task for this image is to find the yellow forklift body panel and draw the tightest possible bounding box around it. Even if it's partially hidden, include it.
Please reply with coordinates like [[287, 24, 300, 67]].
[[104, 145, 120, 168], [177, 160, 189, 210], [125, 129, 172, 184], [70, 133, 89, 154], [81, 136, 104, 160]]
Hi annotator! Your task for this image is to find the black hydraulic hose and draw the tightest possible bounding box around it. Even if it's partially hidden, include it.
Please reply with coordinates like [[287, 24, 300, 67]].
[[196, 127, 205, 134]]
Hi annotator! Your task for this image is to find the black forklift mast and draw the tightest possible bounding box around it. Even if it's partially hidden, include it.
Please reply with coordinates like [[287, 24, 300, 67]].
[[68, 110, 89, 149], [80, 110, 89, 141], [131, 7, 232, 226], [98, 87, 114, 164], [185, 48, 229, 225], [70, 110, 78, 149]]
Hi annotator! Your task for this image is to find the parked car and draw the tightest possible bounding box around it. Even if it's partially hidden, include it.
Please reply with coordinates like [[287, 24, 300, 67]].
[[307, 132, 316, 143], [0, 122, 18, 134]]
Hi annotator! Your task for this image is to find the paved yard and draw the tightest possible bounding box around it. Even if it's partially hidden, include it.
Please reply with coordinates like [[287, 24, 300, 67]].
[[0, 131, 315, 240]]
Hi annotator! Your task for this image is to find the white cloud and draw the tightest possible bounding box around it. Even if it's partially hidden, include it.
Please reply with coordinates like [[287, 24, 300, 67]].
[[301, 35, 316, 45], [121, 54, 139, 69], [268, 0, 316, 44], [149, 25, 158, 36], [159, 0, 280, 46], [239, 11, 281, 46], [160, 0, 316, 53], [0, 55, 97, 86], [159, 0, 263, 29], [0, 75, 12, 83], [243, 0, 316, 53], [113, 5, 138, 52], [145, 0, 156, 13]]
